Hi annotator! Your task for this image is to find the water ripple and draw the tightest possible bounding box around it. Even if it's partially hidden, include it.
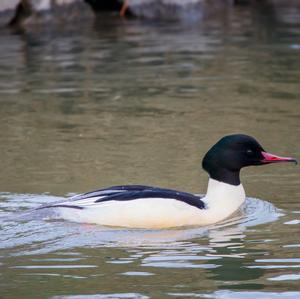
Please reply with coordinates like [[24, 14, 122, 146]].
[[0, 193, 283, 256]]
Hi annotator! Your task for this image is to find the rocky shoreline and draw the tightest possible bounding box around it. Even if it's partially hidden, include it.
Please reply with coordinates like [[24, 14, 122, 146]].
[[1, 1, 299, 30]]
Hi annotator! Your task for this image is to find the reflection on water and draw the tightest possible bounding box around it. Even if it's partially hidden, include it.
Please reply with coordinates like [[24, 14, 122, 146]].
[[0, 1, 300, 298], [0, 193, 282, 254]]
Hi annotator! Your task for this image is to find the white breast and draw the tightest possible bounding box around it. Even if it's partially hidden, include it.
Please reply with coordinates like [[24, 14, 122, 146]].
[[57, 179, 246, 228], [200, 178, 246, 224]]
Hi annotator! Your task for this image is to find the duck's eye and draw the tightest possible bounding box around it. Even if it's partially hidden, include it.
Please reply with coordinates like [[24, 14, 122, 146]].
[[246, 149, 253, 155]]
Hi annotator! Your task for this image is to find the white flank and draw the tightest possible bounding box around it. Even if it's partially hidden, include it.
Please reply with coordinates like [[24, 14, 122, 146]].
[[57, 179, 246, 229]]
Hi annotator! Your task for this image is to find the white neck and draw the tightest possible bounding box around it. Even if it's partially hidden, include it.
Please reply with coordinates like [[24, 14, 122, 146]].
[[202, 178, 246, 223]]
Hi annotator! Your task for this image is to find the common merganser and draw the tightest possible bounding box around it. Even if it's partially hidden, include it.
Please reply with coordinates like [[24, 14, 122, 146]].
[[39, 134, 297, 228]]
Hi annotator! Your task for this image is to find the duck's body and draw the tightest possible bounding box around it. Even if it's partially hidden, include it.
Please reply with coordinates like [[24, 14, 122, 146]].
[[38, 134, 296, 228], [46, 179, 245, 228]]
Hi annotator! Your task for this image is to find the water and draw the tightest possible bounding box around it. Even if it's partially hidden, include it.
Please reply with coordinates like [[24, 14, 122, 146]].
[[0, 3, 300, 299]]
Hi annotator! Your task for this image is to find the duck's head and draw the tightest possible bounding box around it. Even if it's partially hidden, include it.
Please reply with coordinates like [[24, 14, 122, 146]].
[[202, 134, 297, 186]]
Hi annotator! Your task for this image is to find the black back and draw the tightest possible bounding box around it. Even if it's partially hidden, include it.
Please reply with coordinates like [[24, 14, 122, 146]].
[[39, 185, 205, 210]]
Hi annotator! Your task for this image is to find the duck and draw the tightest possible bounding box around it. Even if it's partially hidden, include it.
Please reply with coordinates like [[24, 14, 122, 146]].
[[38, 134, 297, 228]]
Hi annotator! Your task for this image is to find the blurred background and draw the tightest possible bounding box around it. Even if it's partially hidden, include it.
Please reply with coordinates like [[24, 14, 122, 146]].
[[0, 0, 299, 196]]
